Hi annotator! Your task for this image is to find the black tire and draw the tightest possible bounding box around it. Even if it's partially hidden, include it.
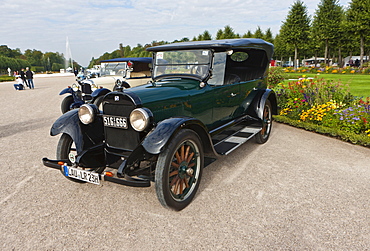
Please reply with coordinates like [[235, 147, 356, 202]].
[[255, 99, 272, 144], [93, 95, 104, 111], [155, 129, 203, 211], [56, 134, 105, 182], [61, 95, 74, 114]]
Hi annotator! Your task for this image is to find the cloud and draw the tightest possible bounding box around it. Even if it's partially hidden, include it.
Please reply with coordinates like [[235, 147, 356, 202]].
[[1, 0, 348, 66]]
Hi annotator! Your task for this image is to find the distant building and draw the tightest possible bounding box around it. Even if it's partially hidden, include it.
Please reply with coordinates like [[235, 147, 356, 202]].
[[343, 56, 369, 67], [302, 57, 332, 67]]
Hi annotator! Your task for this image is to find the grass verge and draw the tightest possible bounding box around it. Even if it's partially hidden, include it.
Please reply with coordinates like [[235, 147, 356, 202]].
[[283, 73, 370, 97]]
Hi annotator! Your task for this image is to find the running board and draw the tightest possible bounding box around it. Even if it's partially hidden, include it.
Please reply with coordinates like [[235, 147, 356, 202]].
[[213, 126, 262, 155]]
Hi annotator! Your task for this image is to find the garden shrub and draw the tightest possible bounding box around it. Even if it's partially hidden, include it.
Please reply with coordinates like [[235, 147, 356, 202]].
[[271, 76, 370, 147], [267, 67, 285, 88]]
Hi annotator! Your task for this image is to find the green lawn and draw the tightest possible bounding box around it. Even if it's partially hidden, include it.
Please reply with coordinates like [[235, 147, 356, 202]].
[[283, 73, 370, 98]]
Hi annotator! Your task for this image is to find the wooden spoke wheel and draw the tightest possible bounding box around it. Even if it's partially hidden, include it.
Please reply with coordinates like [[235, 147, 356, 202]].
[[155, 129, 203, 211], [255, 100, 272, 144]]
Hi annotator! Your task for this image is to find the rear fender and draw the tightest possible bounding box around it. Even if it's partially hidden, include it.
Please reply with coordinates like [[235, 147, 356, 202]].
[[254, 89, 278, 120], [142, 117, 213, 155], [50, 109, 104, 153]]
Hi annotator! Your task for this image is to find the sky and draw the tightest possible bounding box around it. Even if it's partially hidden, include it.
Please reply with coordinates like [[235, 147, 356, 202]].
[[1, 0, 349, 66]]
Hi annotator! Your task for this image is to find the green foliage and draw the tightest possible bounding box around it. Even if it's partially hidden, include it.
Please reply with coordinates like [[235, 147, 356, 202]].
[[346, 0, 370, 66], [267, 67, 285, 88], [0, 45, 22, 58], [0, 75, 15, 82], [194, 30, 212, 41], [282, 71, 370, 97], [264, 28, 274, 43], [52, 63, 64, 71], [31, 66, 45, 72], [311, 0, 344, 65], [274, 115, 370, 147], [216, 25, 238, 39], [0, 56, 30, 73], [279, 1, 311, 67], [0, 45, 66, 73], [346, 0, 370, 37], [24, 49, 43, 66], [242, 30, 253, 38], [254, 26, 264, 39]]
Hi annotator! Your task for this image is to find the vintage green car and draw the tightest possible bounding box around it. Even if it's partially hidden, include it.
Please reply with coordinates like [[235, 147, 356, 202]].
[[43, 38, 277, 211]]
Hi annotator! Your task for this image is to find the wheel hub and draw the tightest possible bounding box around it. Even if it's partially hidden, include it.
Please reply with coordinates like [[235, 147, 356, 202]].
[[178, 162, 188, 179]]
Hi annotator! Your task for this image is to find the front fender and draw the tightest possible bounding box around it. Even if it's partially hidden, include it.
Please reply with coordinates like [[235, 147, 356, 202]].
[[142, 117, 212, 155], [91, 88, 111, 98], [50, 109, 104, 153], [59, 87, 73, 95]]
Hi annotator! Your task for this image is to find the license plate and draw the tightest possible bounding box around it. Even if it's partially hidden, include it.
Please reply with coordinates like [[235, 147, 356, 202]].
[[103, 115, 128, 129], [63, 165, 100, 185]]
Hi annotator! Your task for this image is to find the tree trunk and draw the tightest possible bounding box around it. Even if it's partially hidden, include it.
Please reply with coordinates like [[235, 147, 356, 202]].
[[294, 46, 298, 69], [325, 39, 329, 66], [360, 36, 364, 67]]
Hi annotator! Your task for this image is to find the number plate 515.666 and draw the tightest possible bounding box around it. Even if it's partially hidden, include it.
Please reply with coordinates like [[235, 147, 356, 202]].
[[103, 115, 128, 129]]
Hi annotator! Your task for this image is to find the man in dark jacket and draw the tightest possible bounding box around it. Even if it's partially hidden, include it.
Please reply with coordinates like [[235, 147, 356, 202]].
[[25, 67, 34, 89], [20, 68, 28, 88]]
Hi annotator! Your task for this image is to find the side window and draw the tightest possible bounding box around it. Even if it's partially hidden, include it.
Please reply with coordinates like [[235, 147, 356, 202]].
[[225, 49, 268, 82], [208, 52, 226, 86], [230, 52, 249, 62]]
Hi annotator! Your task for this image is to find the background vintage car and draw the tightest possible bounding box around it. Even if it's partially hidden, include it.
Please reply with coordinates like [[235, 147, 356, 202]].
[[87, 57, 152, 90], [59, 57, 152, 113], [44, 38, 277, 211]]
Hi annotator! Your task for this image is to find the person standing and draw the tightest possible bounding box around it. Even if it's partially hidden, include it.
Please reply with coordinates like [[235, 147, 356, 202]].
[[20, 68, 29, 88], [25, 67, 34, 89]]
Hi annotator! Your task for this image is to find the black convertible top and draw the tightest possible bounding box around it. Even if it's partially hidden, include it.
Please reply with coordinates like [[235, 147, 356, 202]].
[[147, 38, 274, 59], [100, 57, 152, 63]]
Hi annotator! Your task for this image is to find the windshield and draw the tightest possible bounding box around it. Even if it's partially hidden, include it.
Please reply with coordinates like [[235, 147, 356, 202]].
[[100, 62, 128, 77], [153, 50, 212, 80]]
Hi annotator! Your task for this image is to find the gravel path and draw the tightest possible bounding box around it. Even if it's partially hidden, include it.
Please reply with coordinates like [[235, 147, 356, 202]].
[[0, 75, 369, 250]]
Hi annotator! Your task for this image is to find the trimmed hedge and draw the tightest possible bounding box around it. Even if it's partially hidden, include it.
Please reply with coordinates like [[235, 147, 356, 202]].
[[0, 75, 15, 82], [274, 115, 370, 147]]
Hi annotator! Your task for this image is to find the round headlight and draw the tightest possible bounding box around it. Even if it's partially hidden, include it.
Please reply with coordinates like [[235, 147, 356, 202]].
[[91, 83, 98, 91], [130, 108, 150, 132], [78, 104, 95, 124], [72, 83, 79, 91]]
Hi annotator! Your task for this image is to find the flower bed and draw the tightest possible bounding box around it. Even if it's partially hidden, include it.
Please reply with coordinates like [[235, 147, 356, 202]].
[[272, 76, 370, 147], [283, 65, 370, 75]]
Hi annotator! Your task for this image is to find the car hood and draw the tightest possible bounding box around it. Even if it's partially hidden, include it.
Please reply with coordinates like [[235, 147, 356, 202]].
[[127, 79, 200, 105]]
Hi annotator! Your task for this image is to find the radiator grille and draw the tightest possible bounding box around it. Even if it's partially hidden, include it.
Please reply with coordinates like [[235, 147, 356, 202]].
[[103, 102, 140, 151]]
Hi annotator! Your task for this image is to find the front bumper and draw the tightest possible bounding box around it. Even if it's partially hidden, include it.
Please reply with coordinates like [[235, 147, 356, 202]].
[[42, 157, 150, 187]]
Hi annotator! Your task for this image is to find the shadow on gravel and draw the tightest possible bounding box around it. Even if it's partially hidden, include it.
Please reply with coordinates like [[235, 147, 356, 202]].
[[0, 116, 55, 138], [198, 140, 259, 193]]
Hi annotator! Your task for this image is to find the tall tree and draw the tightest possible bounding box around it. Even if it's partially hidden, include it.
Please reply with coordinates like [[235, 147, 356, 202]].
[[119, 43, 124, 57], [280, 1, 311, 68], [217, 25, 237, 39], [24, 49, 44, 66], [201, 30, 212, 40], [312, 0, 343, 66], [195, 30, 212, 41], [216, 29, 224, 40], [264, 28, 274, 43], [254, 26, 264, 39], [346, 0, 370, 66]]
